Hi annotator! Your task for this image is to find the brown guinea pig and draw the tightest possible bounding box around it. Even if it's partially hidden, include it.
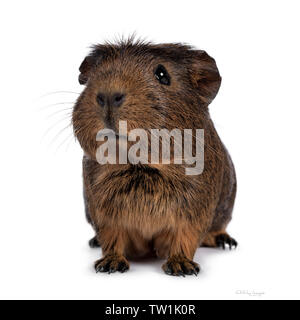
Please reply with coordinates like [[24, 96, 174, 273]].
[[72, 38, 237, 276]]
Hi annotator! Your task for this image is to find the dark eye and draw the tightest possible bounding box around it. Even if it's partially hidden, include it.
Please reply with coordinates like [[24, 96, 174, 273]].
[[154, 65, 171, 86]]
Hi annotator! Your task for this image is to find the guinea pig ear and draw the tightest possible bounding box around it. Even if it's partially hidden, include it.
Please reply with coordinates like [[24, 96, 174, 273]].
[[78, 55, 98, 85], [190, 50, 222, 106]]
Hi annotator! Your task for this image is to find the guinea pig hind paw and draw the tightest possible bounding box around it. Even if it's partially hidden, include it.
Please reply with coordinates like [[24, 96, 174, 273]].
[[216, 233, 238, 250], [88, 236, 100, 248]]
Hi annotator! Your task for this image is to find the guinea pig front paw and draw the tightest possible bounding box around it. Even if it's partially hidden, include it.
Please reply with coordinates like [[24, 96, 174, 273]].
[[94, 254, 129, 274], [162, 255, 200, 277]]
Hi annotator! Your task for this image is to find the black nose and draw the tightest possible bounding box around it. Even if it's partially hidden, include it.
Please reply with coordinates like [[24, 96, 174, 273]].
[[97, 92, 125, 108]]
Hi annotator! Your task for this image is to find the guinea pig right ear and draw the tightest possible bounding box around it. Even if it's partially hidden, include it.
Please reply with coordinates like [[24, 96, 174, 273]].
[[190, 50, 222, 106], [78, 55, 98, 85]]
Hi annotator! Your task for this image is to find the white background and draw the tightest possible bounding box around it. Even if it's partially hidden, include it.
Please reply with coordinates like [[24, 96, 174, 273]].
[[0, 0, 299, 300]]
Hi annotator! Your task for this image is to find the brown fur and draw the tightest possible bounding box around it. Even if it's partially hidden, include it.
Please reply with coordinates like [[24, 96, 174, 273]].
[[72, 38, 237, 276]]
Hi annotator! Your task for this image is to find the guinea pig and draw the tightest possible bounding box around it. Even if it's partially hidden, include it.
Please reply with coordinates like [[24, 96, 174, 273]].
[[72, 38, 237, 276]]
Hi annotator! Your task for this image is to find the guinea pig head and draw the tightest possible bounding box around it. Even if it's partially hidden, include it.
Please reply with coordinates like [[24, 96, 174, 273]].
[[72, 39, 221, 158]]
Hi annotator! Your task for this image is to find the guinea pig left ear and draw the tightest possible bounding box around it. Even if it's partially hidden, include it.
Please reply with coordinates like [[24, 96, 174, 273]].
[[190, 50, 222, 105], [78, 55, 98, 85]]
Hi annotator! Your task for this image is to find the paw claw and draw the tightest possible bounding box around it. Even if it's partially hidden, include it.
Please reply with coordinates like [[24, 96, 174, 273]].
[[165, 268, 173, 275], [118, 261, 129, 273], [108, 269, 117, 274], [178, 271, 185, 277]]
